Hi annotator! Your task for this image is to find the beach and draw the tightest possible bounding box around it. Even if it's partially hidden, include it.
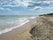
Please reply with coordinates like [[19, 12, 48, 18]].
[[0, 17, 37, 40]]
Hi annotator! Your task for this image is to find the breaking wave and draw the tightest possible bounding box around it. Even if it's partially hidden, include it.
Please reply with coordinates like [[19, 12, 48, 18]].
[[0, 18, 30, 35]]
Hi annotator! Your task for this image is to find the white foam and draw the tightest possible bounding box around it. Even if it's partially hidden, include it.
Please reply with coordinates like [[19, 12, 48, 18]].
[[0, 17, 37, 35], [30, 17, 36, 19], [0, 20, 30, 35]]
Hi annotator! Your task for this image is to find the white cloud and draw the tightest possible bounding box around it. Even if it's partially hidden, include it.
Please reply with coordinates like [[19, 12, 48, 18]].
[[0, 0, 53, 11], [17, 2, 29, 7], [2, 4, 18, 7], [0, 7, 4, 10], [14, 0, 53, 8], [0, 7, 11, 11], [14, 0, 30, 7], [32, 6, 42, 10]]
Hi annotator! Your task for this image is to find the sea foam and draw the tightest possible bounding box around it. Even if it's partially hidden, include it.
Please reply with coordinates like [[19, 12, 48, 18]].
[[0, 20, 29, 35]]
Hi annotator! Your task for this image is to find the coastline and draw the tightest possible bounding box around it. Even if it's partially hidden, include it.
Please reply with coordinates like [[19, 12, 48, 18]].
[[0, 17, 37, 40], [0, 20, 29, 35]]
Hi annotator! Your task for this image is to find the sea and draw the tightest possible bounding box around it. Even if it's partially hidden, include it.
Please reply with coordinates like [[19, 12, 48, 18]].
[[0, 15, 36, 34]]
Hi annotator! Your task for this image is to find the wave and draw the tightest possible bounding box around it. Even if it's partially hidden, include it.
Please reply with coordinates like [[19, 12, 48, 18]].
[[0, 18, 29, 35], [0, 19, 30, 35]]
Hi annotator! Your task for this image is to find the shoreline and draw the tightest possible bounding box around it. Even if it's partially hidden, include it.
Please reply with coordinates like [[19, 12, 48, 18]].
[[0, 16, 36, 35], [0, 17, 37, 40], [0, 20, 29, 35]]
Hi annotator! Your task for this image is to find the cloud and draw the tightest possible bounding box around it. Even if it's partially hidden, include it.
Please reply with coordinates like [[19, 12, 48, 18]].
[[32, 6, 42, 10], [0, 7, 11, 11], [0, 0, 53, 11], [14, 0, 53, 9], [14, 0, 30, 7], [0, 7, 4, 10]]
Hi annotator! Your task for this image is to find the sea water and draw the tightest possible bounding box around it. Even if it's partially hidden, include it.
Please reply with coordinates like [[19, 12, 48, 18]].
[[0, 15, 36, 34]]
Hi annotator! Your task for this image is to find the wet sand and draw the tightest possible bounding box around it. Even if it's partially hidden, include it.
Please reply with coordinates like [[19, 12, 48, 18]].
[[0, 17, 37, 40]]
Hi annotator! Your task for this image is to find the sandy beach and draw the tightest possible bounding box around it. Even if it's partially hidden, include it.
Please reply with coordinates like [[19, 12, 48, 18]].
[[0, 17, 37, 40]]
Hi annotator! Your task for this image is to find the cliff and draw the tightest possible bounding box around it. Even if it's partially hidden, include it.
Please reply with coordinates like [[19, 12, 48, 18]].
[[30, 14, 53, 40]]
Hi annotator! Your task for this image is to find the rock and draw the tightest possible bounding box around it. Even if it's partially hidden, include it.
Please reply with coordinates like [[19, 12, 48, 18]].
[[30, 16, 53, 40]]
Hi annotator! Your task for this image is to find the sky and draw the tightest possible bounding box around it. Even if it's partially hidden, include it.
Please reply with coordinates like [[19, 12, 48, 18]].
[[0, 0, 53, 15]]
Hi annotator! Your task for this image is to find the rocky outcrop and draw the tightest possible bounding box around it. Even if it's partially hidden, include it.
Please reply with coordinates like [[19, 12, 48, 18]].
[[30, 16, 53, 40]]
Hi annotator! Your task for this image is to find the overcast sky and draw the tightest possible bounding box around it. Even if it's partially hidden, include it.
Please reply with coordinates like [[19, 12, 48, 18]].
[[0, 0, 53, 15]]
